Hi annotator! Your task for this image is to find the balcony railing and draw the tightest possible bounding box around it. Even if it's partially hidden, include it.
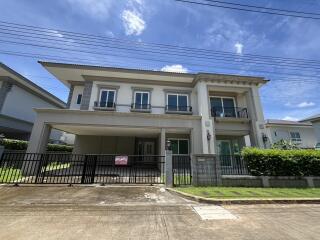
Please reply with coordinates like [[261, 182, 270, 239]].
[[165, 105, 192, 114], [94, 101, 116, 110], [211, 107, 248, 118], [131, 103, 152, 112]]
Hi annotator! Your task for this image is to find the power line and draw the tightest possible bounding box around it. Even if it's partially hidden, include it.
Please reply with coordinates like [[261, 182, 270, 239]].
[[1, 20, 320, 66], [1, 48, 320, 84], [0, 21, 319, 85], [1, 27, 320, 73], [204, 0, 320, 16], [1, 25, 320, 79], [175, 0, 320, 20]]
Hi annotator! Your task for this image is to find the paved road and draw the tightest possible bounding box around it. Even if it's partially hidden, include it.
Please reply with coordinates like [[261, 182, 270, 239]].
[[0, 185, 319, 240]]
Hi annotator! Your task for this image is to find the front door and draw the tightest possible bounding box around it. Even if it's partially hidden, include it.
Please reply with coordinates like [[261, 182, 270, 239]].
[[137, 140, 155, 155], [217, 140, 232, 167]]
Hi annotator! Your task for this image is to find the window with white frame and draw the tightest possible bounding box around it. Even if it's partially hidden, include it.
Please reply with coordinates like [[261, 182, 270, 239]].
[[133, 91, 150, 109], [170, 139, 189, 155], [99, 89, 116, 107], [167, 93, 188, 111], [210, 97, 236, 117], [290, 132, 301, 142]]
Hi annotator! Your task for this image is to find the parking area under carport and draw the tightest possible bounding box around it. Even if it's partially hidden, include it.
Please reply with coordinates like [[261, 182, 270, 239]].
[[0, 185, 320, 240]]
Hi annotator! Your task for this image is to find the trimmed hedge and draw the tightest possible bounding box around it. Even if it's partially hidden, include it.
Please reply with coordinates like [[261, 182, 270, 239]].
[[3, 139, 73, 152], [242, 148, 320, 176]]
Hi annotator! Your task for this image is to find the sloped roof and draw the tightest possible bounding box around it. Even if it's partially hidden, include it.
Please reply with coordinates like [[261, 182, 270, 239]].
[[0, 63, 65, 108], [265, 119, 312, 126], [300, 114, 320, 122]]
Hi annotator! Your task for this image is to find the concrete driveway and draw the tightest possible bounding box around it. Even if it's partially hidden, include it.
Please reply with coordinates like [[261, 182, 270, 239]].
[[0, 185, 319, 240]]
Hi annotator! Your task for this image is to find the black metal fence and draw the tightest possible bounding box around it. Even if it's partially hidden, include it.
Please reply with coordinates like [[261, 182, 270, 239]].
[[172, 155, 192, 186], [219, 155, 249, 175], [0, 152, 165, 184]]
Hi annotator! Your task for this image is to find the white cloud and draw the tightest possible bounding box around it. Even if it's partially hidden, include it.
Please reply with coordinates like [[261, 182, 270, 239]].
[[66, 0, 112, 20], [47, 30, 64, 38], [285, 101, 315, 108], [121, 10, 146, 36], [161, 64, 188, 73], [297, 101, 315, 108], [282, 116, 298, 121], [234, 42, 243, 54], [105, 30, 114, 38]]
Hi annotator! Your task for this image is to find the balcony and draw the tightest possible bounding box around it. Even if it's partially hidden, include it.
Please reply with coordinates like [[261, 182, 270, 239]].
[[131, 103, 152, 113], [211, 107, 248, 119], [93, 101, 116, 111], [165, 105, 193, 115]]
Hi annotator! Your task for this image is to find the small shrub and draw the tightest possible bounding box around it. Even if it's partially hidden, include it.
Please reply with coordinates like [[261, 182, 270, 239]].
[[47, 144, 73, 152], [2, 139, 73, 152], [242, 147, 320, 176], [3, 139, 28, 150]]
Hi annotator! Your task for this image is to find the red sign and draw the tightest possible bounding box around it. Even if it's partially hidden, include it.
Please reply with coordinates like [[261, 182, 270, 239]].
[[115, 156, 128, 165]]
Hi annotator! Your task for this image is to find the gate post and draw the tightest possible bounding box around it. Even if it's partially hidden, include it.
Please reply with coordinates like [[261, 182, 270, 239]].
[[165, 140, 173, 187], [192, 154, 221, 186], [0, 134, 4, 159]]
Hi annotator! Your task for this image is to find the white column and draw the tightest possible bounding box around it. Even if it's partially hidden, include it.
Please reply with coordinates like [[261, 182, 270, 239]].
[[246, 87, 266, 148], [26, 118, 51, 153], [196, 81, 215, 154], [160, 128, 166, 156]]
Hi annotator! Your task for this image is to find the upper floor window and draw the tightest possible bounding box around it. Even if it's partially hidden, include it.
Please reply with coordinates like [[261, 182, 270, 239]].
[[76, 94, 82, 104], [133, 91, 150, 110], [210, 97, 236, 117], [99, 89, 116, 108], [290, 132, 301, 142], [167, 93, 189, 112]]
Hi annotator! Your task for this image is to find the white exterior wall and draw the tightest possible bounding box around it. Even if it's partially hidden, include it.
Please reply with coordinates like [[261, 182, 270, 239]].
[[266, 125, 317, 148], [312, 121, 320, 143], [69, 86, 84, 110], [83, 81, 197, 114], [1, 85, 58, 122]]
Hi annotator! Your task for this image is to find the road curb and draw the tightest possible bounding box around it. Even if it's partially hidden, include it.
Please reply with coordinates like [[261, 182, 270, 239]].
[[166, 188, 320, 205]]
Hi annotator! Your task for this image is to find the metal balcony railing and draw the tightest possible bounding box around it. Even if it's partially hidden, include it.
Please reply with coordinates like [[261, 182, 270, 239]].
[[165, 105, 192, 113], [94, 101, 116, 109], [131, 103, 152, 111], [211, 107, 248, 118]]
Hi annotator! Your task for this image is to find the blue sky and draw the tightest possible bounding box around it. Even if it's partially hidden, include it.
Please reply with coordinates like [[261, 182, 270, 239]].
[[0, 0, 320, 120]]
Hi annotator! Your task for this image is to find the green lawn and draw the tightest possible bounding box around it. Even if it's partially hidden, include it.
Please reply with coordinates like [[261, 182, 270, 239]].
[[176, 187, 320, 199], [0, 168, 23, 182], [43, 162, 71, 172]]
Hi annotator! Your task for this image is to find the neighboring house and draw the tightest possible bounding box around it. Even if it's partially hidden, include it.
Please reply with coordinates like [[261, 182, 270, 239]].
[[0, 62, 73, 143], [301, 114, 320, 144], [265, 119, 317, 149], [27, 61, 268, 161]]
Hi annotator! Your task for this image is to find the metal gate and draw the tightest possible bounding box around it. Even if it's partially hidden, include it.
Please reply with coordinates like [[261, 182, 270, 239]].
[[172, 155, 192, 186], [0, 152, 165, 185]]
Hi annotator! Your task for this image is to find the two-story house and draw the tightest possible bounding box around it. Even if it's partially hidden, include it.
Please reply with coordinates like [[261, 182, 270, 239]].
[[26, 62, 268, 163], [0, 62, 74, 143], [301, 114, 320, 146], [265, 119, 317, 149]]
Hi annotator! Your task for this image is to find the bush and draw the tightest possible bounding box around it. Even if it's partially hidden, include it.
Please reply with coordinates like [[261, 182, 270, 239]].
[[2, 139, 73, 152], [3, 139, 28, 150], [242, 147, 320, 176], [47, 144, 73, 152]]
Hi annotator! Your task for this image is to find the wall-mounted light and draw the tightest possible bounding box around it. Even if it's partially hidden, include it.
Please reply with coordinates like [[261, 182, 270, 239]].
[[165, 140, 172, 151], [207, 130, 212, 141], [262, 133, 268, 143]]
